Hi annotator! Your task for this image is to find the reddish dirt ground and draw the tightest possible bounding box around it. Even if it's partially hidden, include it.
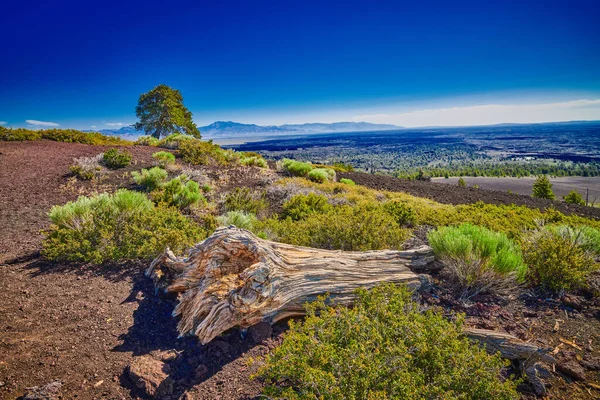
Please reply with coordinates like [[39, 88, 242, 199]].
[[1, 140, 599, 399]]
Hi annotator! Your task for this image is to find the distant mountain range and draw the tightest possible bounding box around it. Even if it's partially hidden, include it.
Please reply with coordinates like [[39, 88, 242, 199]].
[[92, 121, 402, 137]]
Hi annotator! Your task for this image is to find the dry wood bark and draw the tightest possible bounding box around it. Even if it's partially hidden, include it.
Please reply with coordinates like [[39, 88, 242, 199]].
[[147, 226, 437, 344], [464, 327, 556, 364]]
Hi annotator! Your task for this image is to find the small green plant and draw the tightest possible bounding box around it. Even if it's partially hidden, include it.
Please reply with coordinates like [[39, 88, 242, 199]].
[[308, 168, 336, 183], [532, 175, 555, 200], [70, 154, 104, 180], [281, 193, 331, 221], [0, 127, 42, 141], [131, 167, 168, 191], [332, 161, 354, 172], [240, 155, 268, 168], [42, 190, 205, 263], [157, 133, 194, 149], [224, 187, 267, 214], [458, 177, 466, 187], [217, 211, 259, 231], [179, 139, 227, 165], [382, 201, 416, 227], [563, 190, 585, 205], [152, 175, 204, 210], [428, 223, 527, 299], [281, 159, 313, 177], [524, 225, 599, 292], [152, 151, 176, 167], [135, 135, 160, 146], [258, 283, 518, 399], [339, 178, 355, 185], [102, 148, 132, 169]]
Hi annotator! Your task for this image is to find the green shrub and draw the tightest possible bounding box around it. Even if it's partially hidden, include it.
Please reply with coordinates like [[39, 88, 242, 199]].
[[217, 211, 259, 231], [152, 151, 176, 167], [42, 190, 205, 263], [157, 133, 194, 149], [458, 177, 466, 187], [102, 148, 132, 169], [382, 201, 416, 227], [563, 190, 585, 205], [152, 175, 204, 210], [70, 154, 104, 180], [40, 129, 131, 146], [532, 175, 555, 200], [282, 159, 313, 177], [332, 161, 354, 172], [281, 193, 331, 221], [524, 225, 599, 292], [339, 178, 356, 185], [224, 187, 267, 214], [179, 139, 227, 165], [308, 168, 336, 183], [0, 127, 42, 141], [262, 203, 410, 251], [428, 224, 526, 299], [135, 135, 160, 146], [240, 155, 268, 168], [259, 283, 518, 400], [131, 167, 168, 191]]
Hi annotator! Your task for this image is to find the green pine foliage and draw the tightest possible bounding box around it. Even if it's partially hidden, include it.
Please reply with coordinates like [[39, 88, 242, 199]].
[[428, 224, 526, 298], [532, 175, 555, 200], [458, 177, 466, 187], [152, 175, 204, 210], [42, 190, 205, 263], [281, 193, 332, 221], [563, 190, 585, 205], [152, 151, 176, 167], [259, 283, 518, 400]]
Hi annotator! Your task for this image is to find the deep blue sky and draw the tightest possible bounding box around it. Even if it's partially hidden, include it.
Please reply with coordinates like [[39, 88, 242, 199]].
[[1, 0, 599, 129]]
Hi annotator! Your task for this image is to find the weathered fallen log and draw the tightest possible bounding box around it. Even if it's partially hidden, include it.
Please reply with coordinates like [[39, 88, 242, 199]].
[[147, 226, 437, 344], [464, 327, 556, 365]]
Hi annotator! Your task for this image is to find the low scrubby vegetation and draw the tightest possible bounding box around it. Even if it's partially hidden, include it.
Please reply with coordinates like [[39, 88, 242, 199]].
[[307, 167, 336, 183], [0, 126, 131, 145], [224, 187, 267, 215], [428, 224, 526, 299], [339, 177, 355, 185], [258, 283, 518, 399], [152, 151, 176, 167], [131, 167, 168, 191], [152, 175, 205, 210], [523, 225, 599, 292], [42, 190, 206, 263], [102, 148, 132, 169], [70, 154, 104, 180]]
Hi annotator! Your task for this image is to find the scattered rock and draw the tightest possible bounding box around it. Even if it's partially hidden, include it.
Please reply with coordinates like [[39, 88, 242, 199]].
[[151, 349, 178, 362], [580, 357, 600, 371], [194, 364, 209, 380], [417, 274, 434, 293], [248, 322, 273, 344], [562, 294, 584, 310], [557, 360, 587, 381], [525, 364, 547, 397], [128, 355, 173, 397], [22, 380, 62, 400]]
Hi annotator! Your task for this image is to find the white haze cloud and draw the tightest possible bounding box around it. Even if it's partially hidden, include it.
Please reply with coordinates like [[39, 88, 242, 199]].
[[26, 119, 60, 127], [352, 99, 600, 127], [0, 121, 6, 125], [105, 122, 124, 127]]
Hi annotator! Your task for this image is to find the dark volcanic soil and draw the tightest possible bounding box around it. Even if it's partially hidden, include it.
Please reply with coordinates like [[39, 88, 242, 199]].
[[1, 140, 600, 399], [339, 172, 600, 220]]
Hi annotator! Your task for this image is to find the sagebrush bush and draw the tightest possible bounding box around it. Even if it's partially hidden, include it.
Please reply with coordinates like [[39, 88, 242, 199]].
[[281, 159, 313, 177], [102, 148, 132, 169], [152, 175, 204, 210], [0, 127, 131, 145], [152, 151, 176, 167], [382, 200, 416, 227], [217, 211, 260, 231], [524, 225, 599, 292], [157, 133, 194, 149], [224, 187, 267, 214], [240, 155, 268, 168], [179, 139, 227, 165], [339, 178, 355, 185], [42, 190, 205, 263], [70, 154, 104, 180], [428, 224, 526, 299], [308, 168, 336, 183], [135, 135, 160, 146], [262, 203, 410, 251], [281, 193, 331, 221], [259, 283, 518, 400], [131, 167, 168, 191]]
